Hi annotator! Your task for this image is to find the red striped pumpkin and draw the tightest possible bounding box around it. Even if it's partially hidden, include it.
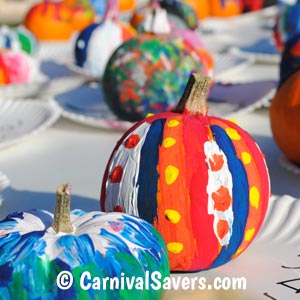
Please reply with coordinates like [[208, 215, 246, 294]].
[[101, 74, 270, 272]]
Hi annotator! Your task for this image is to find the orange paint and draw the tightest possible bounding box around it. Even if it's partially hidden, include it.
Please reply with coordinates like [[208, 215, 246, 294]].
[[217, 219, 229, 239], [212, 186, 232, 211], [210, 0, 242, 17], [208, 153, 224, 171], [183, 0, 210, 20]]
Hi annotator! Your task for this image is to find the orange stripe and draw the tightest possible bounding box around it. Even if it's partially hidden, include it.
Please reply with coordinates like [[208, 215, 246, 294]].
[[155, 115, 196, 271]]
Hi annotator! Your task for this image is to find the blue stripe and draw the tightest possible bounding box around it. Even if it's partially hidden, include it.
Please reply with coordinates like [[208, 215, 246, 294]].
[[210, 125, 249, 268], [137, 119, 166, 224]]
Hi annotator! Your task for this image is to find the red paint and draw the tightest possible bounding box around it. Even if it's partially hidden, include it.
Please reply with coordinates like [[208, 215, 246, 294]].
[[109, 165, 123, 183], [125, 134, 140, 149]]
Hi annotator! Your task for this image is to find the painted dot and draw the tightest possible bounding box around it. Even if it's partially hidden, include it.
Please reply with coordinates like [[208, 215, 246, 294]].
[[165, 165, 179, 185], [167, 242, 184, 254], [146, 113, 154, 117], [165, 209, 181, 224], [245, 228, 255, 241], [241, 152, 252, 164], [212, 186, 232, 211], [77, 39, 85, 49], [163, 137, 176, 148], [167, 119, 180, 127], [236, 247, 244, 255], [125, 134, 140, 149], [228, 119, 238, 124], [113, 205, 123, 212], [226, 128, 241, 140], [208, 154, 224, 171], [109, 166, 123, 183], [217, 219, 229, 240], [250, 187, 260, 209]]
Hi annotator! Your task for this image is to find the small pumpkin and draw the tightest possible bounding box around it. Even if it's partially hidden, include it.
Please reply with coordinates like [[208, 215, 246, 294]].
[[270, 68, 300, 166], [0, 184, 170, 299], [0, 25, 38, 56], [182, 0, 210, 20], [101, 73, 270, 272], [74, 0, 136, 77], [118, 0, 135, 12], [209, 0, 242, 17], [103, 7, 212, 122], [24, 1, 75, 41]]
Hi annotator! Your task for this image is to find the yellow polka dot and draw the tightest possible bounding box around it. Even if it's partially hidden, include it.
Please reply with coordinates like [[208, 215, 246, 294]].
[[165, 209, 181, 224], [167, 242, 184, 254], [250, 187, 260, 209], [241, 152, 252, 164], [165, 165, 179, 185], [236, 247, 244, 255], [163, 137, 176, 148], [226, 128, 241, 140], [146, 113, 154, 118], [167, 119, 180, 127], [228, 119, 238, 124], [245, 228, 255, 241]]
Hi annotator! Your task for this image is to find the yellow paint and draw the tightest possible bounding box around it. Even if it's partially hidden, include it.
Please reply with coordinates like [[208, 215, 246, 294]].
[[167, 119, 180, 127], [167, 242, 184, 254], [250, 187, 260, 209], [228, 118, 238, 124], [146, 113, 154, 118], [165, 165, 179, 185], [245, 228, 255, 241], [165, 209, 181, 224], [163, 137, 176, 148], [236, 247, 244, 255], [226, 128, 241, 140], [241, 152, 252, 164]]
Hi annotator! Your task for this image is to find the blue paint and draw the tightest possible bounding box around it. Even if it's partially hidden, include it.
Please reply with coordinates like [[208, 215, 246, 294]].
[[137, 119, 166, 224], [210, 125, 249, 268], [74, 23, 100, 68]]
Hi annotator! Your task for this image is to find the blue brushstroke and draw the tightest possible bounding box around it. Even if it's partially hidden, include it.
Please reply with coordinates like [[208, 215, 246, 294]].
[[136, 119, 166, 224], [74, 23, 100, 68], [210, 125, 249, 268]]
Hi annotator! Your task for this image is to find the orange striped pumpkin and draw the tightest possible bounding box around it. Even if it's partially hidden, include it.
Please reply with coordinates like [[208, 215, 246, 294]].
[[101, 74, 270, 272]]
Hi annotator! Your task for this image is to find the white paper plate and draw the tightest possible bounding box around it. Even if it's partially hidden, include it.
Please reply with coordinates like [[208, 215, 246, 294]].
[[0, 98, 61, 149], [0, 60, 94, 99], [165, 194, 300, 300]]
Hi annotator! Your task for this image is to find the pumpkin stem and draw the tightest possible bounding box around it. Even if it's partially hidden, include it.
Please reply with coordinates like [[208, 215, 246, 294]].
[[52, 183, 73, 233], [175, 73, 211, 116]]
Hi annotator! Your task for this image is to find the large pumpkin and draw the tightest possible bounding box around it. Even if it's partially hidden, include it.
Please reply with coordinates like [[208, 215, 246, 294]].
[[270, 68, 300, 166], [0, 184, 170, 299], [101, 74, 270, 272]]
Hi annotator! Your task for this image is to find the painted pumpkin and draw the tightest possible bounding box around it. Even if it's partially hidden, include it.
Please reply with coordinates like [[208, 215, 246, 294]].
[[24, 1, 75, 41], [119, 0, 135, 12], [0, 49, 38, 85], [101, 73, 270, 272], [0, 184, 170, 299], [273, 0, 300, 52], [209, 0, 242, 17], [270, 68, 300, 166], [102, 10, 212, 122], [68, 2, 96, 31], [0, 25, 38, 56], [74, 0, 136, 77], [240, 0, 262, 12]]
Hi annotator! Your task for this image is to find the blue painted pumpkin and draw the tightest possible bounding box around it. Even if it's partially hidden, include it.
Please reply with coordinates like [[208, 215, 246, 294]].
[[0, 184, 169, 299]]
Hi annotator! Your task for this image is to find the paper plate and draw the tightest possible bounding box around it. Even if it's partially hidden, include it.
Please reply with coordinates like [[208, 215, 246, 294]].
[[0, 60, 95, 99], [165, 194, 300, 300], [54, 83, 133, 130], [0, 98, 61, 149]]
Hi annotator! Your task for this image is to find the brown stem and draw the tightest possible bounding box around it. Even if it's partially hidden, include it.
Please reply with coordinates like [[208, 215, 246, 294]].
[[175, 73, 211, 116], [52, 183, 73, 233]]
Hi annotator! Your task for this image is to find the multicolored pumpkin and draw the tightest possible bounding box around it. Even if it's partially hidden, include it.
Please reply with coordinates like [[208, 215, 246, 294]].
[[0, 184, 170, 299], [209, 0, 242, 17], [74, 0, 136, 77], [0, 25, 38, 56], [101, 74, 270, 272], [0, 49, 38, 85], [270, 68, 300, 166]]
